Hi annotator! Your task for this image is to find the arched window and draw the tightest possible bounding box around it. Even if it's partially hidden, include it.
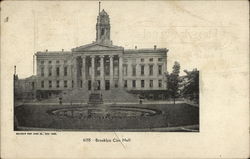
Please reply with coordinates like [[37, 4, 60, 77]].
[[101, 28, 105, 36]]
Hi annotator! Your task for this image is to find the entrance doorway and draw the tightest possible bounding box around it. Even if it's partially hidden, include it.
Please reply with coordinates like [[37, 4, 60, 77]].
[[88, 80, 91, 90], [97, 80, 101, 90], [105, 80, 110, 90]]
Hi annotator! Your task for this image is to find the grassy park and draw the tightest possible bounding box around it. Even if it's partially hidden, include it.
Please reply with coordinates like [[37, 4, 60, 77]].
[[14, 103, 199, 132]]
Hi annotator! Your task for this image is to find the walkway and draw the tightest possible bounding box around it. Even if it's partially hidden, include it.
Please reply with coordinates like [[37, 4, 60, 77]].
[[16, 100, 199, 107]]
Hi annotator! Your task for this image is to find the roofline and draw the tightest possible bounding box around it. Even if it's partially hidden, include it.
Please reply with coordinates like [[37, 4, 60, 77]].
[[71, 42, 124, 52], [36, 51, 72, 55], [124, 48, 168, 53]]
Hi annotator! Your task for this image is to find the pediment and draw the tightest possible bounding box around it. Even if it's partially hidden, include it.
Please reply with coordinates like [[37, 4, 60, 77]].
[[72, 42, 123, 52]]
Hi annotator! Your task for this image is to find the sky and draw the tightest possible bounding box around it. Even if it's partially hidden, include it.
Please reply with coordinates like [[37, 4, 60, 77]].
[[1, 1, 248, 78]]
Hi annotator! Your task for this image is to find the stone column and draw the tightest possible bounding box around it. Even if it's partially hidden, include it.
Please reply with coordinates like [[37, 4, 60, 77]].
[[100, 55, 105, 90], [91, 55, 95, 90], [118, 55, 123, 87], [109, 55, 114, 89], [73, 57, 78, 89], [81, 55, 86, 89]]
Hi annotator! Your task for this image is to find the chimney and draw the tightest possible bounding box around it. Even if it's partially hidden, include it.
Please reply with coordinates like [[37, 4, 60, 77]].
[[135, 46, 137, 50], [46, 49, 48, 52], [154, 45, 157, 50], [62, 49, 64, 52]]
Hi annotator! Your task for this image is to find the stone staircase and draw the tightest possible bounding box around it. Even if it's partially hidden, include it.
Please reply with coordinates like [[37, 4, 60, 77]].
[[38, 88, 139, 104], [61, 89, 90, 103], [100, 88, 139, 103], [88, 93, 103, 104]]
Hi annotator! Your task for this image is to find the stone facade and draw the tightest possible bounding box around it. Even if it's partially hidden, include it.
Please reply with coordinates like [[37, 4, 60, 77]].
[[26, 9, 168, 99]]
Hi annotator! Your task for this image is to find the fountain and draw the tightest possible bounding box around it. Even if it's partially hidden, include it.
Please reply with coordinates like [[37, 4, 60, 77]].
[[48, 81, 162, 128]]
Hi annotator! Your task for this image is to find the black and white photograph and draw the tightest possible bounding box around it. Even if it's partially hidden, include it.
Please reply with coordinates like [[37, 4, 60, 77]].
[[13, 1, 199, 132], [1, 1, 249, 158]]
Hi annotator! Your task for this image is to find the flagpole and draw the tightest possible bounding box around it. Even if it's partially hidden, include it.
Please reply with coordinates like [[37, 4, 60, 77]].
[[99, 1, 101, 13]]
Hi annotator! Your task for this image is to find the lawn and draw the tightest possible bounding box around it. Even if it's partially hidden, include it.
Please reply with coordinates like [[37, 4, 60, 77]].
[[14, 103, 199, 131]]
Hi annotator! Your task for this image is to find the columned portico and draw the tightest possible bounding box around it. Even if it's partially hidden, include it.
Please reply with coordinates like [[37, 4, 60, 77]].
[[73, 54, 125, 91]]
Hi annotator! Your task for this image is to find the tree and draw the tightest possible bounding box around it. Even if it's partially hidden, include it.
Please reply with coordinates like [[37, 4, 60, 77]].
[[182, 68, 199, 103], [167, 61, 181, 104]]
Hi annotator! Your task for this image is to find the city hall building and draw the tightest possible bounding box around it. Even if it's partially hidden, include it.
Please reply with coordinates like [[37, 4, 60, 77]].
[[15, 7, 169, 101]]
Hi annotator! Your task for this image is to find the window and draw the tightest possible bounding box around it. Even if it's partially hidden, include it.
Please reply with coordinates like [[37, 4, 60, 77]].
[[159, 94, 164, 100], [56, 80, 60, 88], [158, 58, 163, 62], [49, 61, 52, 64], [32, 82, 35, 90], [141, 65, 144, 76], [80, 67, 82, 77], [48, 67, 52, 76], [132, 80, 136, 88], [56, 67, 60, 76], [105, 80, 110, 90], [49, 80, 52, 88], [41, 61, 44, 65], [141, 58, 144, 62], [150, 80, 153, 88], [101, 28, 105, 36], [88, 80, 91, 90], [132, 65, 136, 76], [64, 60, 67, 64], [149, 58, 153, 62], [64, 80, 67, 88], [114, 80, 118, 88], [97, 80, 101, 90], [114, 67, 118, 76], [64, 66, 67, 76], [123, 65, 128, 76], [141, 80, 144, 88], [72, 80, 74, 88], [124, 80, 127, 88], [158, 80, 162, 88], [41, 67, 44, 76], [105, 65, 110, 76], [149, 65, 153, 76], [80, 80, 82, 88], [158, 65, 162, 75], [41, 81, 44, 88], [96, 66, 101, 76], [56, 60, 60, 64]]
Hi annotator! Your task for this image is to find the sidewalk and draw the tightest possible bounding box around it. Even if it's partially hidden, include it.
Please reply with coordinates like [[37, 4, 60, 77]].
[[17, 124, 199, 132], [17, 100, 199, 107]]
